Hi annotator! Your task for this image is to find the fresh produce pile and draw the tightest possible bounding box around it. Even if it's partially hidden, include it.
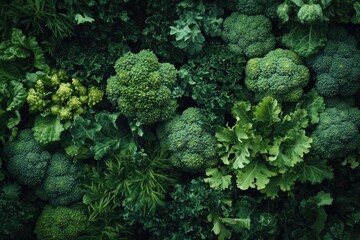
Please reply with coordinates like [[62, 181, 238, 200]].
[[1, 0, 360, 239]]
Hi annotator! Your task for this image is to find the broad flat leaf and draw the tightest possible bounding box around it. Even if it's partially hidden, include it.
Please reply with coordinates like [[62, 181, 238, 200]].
[[297, 158, 333, 184], [253, 96, 281, 126], [32, 115, 64, 144], [205, 168, 232, 190], [94, 111, 120, 136], [71, 116, 100, 146], [281, 23, 327, 57], [231, 101, 252, 125], [236, 160, 277, 190]]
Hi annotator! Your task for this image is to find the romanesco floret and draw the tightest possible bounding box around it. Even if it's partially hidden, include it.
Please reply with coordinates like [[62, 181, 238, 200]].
[[156, 108, 218, 172], [106, 50, 178, 125], [311, 100, 360, 160], [222, 12, 276, 58], [88, 86, 104, 107], [26, 70, 103, 120], [245, 48, 310, 102], [34, 206, 87, 240], [306, 27, 360, 97]]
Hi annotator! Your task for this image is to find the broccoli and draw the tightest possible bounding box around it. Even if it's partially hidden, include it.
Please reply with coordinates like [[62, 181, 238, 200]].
[[306, 27, 360, 97], [235, 0, 281, 19], [34, 205, 87, 240], [106, 50, 178, 125], [245, 48, 310, 102], [222, 12, 276, 58], [311, 100, 360, 160], [3, 129, 51, 187], [3, 129, 83, 206], [156, 108, 218, 172], [37, 153, 83, 206]]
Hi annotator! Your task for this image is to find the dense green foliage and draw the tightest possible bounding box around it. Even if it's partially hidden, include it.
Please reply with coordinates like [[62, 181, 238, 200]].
[[1, 0, 360, 239]]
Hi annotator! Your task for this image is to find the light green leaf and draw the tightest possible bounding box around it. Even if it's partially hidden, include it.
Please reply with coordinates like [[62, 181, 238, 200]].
[[220, 217, 251, 230], [253, 96, 281, 126], [32, 115, 64, 144], [314, 191, 333, 207], [296, 89, 325, 125], [231, 101, 252, 125], [236, 160, 277, 190], [75, 13, 95, 24], [208, 211, 232, 240], [205, 168, 232, 190]]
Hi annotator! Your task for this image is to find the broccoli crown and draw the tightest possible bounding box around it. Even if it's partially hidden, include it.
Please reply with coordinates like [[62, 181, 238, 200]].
[[245, 48, 310, 102], [222, 12, 276, 58], [3, 129, 51, 187], [34, 205, 87, 240], [41, 153, 83, 206], [307, 27, 360, 97], [106, 50, 178, 125], [311, 103, 360, 160], [235, 0, 281, 19], [156, 108, 218, 171]]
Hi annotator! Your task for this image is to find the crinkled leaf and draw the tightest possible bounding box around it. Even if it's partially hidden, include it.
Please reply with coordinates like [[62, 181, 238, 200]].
[[231, 101, 252, 125], [253, 96, 281, 126], [296, 89, 325, 125], [71, 116, 100, 146], [220, 217, 251, 231], [32, 115, 64, 144], [205, 168, 232, 190], [208, 211, 232, 240], [6, 80, 27, 111], [236, 160, 277, 190]]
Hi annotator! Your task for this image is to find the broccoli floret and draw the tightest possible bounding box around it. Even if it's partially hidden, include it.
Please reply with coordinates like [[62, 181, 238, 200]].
[[307, 27, 360, 97], [157, 108, 218, 172], [106, 50, 178, 125], [3, 129, 83, 206], [222, 13, 276, 58], [34, 205, 87, 240], [235, 0, 281, 19], [245, 48, 310, 102], [311, 101, 360, 160], [3, 129, 51, 187], [40, 153, 83, 206]]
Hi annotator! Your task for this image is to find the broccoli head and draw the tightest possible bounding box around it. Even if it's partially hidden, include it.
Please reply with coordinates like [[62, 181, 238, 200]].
[[307, 27, 360, 97], [311, 101, 360, 160], [34, 205, 87, 240], [3, 129, 51, 187], [235, 0, 281, 19], [157, 108, 218, 172], [245, 48, 310, 102], [3, 129, 83, 206], [222, 12, 276, 58], [106, 50, 178, 125], [39, 153, 83, 206]]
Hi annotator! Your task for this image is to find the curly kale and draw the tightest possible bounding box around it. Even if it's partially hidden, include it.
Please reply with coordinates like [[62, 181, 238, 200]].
[[106, 50, 178, 125], [222, 12, 276, 58], [157, 108, 218, 172], [307, 27, 360, 97], [245, 48, 310, 102], [0, 183, 36, 239], [178, 41, 250, 124]]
